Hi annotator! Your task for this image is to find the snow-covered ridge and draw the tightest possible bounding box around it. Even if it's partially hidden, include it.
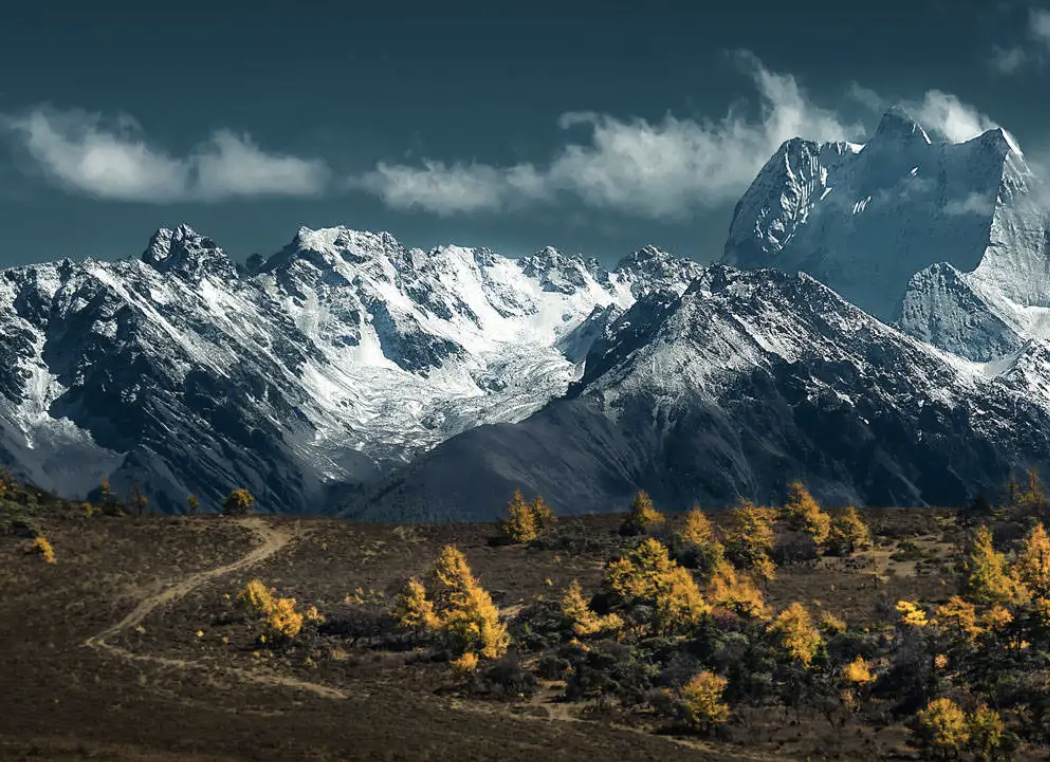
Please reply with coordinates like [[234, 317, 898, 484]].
[[724, 106, 1050, 361], [0, 225, 700, 512]]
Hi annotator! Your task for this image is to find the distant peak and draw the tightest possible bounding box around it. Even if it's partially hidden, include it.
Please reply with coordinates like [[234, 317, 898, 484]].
[[871, 106, 931, 145], [141, 224, 235, 279], [973, 126, 1024, 157]]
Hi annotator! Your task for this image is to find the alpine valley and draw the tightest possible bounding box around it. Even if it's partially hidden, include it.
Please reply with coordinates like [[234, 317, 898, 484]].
[[3, 107, 1049, 519]]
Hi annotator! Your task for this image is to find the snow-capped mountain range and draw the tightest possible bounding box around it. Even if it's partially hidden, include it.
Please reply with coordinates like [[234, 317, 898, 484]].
[[2, 106, 1049, 517], [0, 224, 699, 512]]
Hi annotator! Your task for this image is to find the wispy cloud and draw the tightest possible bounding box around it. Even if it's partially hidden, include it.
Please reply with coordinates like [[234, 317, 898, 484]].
[[3, 107, 330, 202], [848, 84, 1001, 144], [908, 91, 999, 143], [988, 8, 1050, 74], [350, 52, 864, 219]]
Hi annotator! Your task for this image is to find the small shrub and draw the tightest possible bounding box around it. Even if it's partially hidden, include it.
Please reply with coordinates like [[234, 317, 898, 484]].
[[451, 651, 479, 677], [467, 655, 538, 700], [222, 488, 255, 516], [29, 535, 55, 564], [236, 579, 276, 615], [819, 610, 847, 637], [264, 597, 303, 641]]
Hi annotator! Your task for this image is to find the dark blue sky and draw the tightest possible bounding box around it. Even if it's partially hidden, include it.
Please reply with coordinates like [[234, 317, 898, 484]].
[[0, 0, 1047, 267]]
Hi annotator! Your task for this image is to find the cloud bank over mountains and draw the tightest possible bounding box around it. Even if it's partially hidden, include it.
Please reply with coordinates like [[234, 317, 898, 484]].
[[0, 54, 1017, 218]]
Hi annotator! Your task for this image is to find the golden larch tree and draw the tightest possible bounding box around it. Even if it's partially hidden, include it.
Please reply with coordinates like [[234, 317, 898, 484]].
[[829, 506, 872, 555], [1017, 521, 1050, 597], [913, 698, 970, 758], [501, 489, 538, 543], [769, 602, 823, 668], [677, 505, 715, 548], [620, 490, 665, 536], [680, 671, 730, 732], [966, 526, 1027, 606], [724, 500, 778, 581], [783, 481, 831, 546]]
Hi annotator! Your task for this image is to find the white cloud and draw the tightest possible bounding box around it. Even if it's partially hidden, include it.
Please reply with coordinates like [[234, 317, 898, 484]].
[[351, 53, 864, 219], [1030, 8, 1050, 49], [990, 45, 1028, 74], [988, 9, 1050, 74], [907, 90, 999, 143], [944, 192, 996, 216], [4, 107, 330, 202]]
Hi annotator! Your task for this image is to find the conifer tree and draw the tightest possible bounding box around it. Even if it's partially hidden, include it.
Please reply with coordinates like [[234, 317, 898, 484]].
[[783, 481, 831, 547], [769, 602, 823, 668], [604, 538, 710, 634], [680, 671, 730, 732], [913, 698, 970, 759], [677, 505, 714, 548], [223, 488, 255, 516], [530, 494, 556, 533], [724, 500, 778, 580], [620, 490, 665, 536], [706, 555, 770, 620], [186, 494, 200, 515], [1017, 522, 1050, 598], [828, 506, 872, 555], [392, 577, 438, 632], [966, 526, 1027, 607], [501, 489, 538, 543], [129, 482, 148, 517], [1018, 467, 1050, 517], [560, 580, 623, 638], [422, 545, 509, 661]]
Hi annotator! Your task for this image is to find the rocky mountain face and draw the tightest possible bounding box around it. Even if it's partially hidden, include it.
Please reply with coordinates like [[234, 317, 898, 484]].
[[344, 266, 1050, 521], [0, 225, 699, 512], [723, 107, 1050, 362], [2, 106, 1049, 519]]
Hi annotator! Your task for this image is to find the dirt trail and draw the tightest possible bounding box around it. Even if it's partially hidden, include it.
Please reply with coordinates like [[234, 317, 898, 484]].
[[83, 517, 349, 701]]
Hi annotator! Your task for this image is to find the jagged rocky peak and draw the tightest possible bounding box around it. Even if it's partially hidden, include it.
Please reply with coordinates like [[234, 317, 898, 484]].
[[723, 104, 1050, 336], [141, 224, 237, 280], [866, 105, 931, 146], [613, 245, 705, 295]]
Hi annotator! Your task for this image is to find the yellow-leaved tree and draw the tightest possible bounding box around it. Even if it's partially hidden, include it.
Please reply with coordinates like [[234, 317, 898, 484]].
[[500, 490, 557, 544], [397, 545, 509, 664], [966, 526, 1027, 606], [620, 490, 665, 536], [1016, 522, 1050, 598], [769, 602, 823, 668], [223, 488, 255, 516], [829, 506, 872, 555], [392, 577, 438, 632], [1017, 467, 1049, 516], [724, 500, 778, 581], [783, 482, 831, 547], [677, 506, 715, 548], [706, 556, 770, 620], [679, 671, 730, 732], [913, 698, 970, 759], [560, 580, 623, 638], [604, 538, 710, 634], [501, 489, 538, 543]]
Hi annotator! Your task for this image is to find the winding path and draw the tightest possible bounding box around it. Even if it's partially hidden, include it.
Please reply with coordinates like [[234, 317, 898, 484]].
[[83, 517, 348, 701]]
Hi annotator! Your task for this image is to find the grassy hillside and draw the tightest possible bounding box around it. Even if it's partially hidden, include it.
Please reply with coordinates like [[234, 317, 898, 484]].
[[3, 472, 1049, 761]]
